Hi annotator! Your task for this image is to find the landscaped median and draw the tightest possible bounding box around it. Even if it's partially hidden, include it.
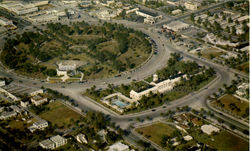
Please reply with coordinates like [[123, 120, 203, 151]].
[[83, 53, 217, 115]]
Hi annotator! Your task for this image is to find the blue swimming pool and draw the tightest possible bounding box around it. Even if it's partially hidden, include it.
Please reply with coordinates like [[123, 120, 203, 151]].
[[114, 100, 127, 108]]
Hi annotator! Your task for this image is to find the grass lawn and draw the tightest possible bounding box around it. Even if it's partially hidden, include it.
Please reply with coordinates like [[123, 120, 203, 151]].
[[212, 94, 249, 118], [191, 130, 249, 151], [135, 122, 176, 145], [201, 48, 224, 60], [39, 101, 82, 127]]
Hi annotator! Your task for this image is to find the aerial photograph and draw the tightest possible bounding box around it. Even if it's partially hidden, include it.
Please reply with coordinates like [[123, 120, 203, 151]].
[[0, 0, 249, 150]]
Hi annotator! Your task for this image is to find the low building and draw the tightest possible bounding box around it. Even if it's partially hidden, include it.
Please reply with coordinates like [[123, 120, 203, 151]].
[[108, 142, 130, 151], [126, 8, 139, 14], [39, 139, 55, 150], [28, 120, 48, 133], [136, 9, 162, 20], [172, 9, 182, 15], [184, 1, 201, 10], [163, 21, 189, 32], [50, 135, 67, 148], [76, 133, 88, 144], [201, 124, 220, 135], [0, 111, 17, 120], [31, 95, 48, 106]]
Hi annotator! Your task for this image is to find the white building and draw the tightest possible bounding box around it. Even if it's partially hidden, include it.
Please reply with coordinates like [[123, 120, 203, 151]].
[[130, 76, 182, 101], [0, 111, 17, 120], [76, 133, 88, 144], [32, 1, 49, 7], [126, 8, 139, 14], [163, 21, 189, 32], [201, 124, 220, 135], [39, 139, 55, 150], [28, 120, 48, 133], [108, 142, 130, 151], [50, 135, 67, 148], [31, 95, 48, 106]]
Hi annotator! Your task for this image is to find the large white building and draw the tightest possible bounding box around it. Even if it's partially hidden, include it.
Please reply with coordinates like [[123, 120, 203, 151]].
[[130, 76, 182, 101], [0, 2, 38, 15], [39, 139, 55, 150], [0, 111, 17, 120]]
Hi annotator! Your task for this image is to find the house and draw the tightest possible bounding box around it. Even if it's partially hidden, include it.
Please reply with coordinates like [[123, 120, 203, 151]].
[[39, 139, 55, 150], [50, 135, 67, 148], [30, 95, 48, 106], [0, 111, 17, 120], [108, 142, 130, 151], [76, 133, 88, 144], [0, 107, 4, 113], [201, 124, 220, 135], [28, 120, 48, 133]]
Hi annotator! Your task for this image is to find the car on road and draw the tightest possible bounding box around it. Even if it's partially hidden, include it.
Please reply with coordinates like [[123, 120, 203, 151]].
[[127, 76, 131, 79], [151, 109, 156, 112]]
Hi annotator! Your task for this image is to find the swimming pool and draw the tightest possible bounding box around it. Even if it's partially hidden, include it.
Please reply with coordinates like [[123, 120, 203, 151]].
[[114, 100, 127, 108]]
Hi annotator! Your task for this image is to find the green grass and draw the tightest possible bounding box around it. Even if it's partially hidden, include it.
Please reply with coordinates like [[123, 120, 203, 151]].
[[212, 94, 249, 118], [38, 101, 82, 127], [191, 130, 249, 151], [135, 122, 176, 145]]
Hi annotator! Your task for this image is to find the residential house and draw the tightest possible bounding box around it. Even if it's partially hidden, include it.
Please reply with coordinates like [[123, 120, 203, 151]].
[[31, 95, 48, 106]]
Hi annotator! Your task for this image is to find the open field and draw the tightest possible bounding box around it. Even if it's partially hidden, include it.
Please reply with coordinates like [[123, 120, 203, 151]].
[[135, 122, 176, 145], [212, 94, 249, 118], [191, 130, 249, 151], [201, 48, 224, 60], [39, 101, 82, 127]]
